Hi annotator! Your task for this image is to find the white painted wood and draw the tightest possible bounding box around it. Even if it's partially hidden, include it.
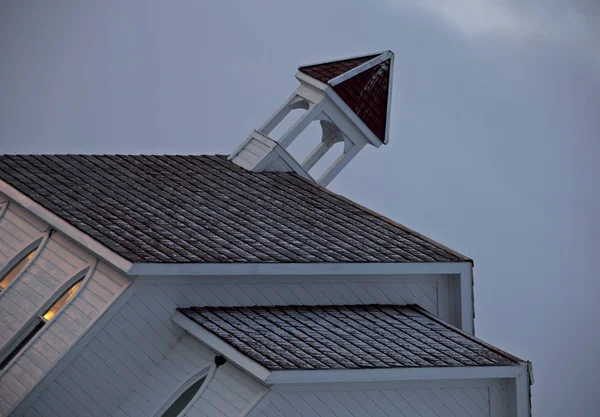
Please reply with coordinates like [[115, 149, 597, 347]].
[[0, 184, 133, 273], [185, 362, 268, 417], [172, 312, 271, 383], [0, 254, 130, 417], [266, 366, 524, 384], [328, 51, 392, 86], [128, 261, 472, 276], [249, 379, 500, 417], [134, 274, 450, 324], [460, 266, 475, 335]]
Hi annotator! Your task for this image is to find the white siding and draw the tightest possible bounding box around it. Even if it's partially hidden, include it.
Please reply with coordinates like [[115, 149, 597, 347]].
[[252, 380, 504, 417], [144, 274, 446, 317], [17, 286, 189, 417], [231, 135, 277, 172], [0, 200, 47, 274], [185, 362, 267, 417], [0, 242, 129, 417], [13, 272, 456, 417]]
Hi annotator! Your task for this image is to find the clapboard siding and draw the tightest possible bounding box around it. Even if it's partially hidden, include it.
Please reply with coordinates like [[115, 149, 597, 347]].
[[186, 362, 267, 417], [145, 275, 445, 316], [115, 335, 215, 417], [0, 200, 47, 273], [14, 272, 456, 417], [18, 289, 190, 417], [0, 233, 94, 353], [0, 252, 129, 417], [252, 381, 499, 417]]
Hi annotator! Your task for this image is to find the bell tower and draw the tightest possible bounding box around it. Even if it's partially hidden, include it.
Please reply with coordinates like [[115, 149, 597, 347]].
[[229, 51, 394, 187]]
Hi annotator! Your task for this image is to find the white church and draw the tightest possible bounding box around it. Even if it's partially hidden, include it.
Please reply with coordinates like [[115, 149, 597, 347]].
[[0, 51, 532, 417]]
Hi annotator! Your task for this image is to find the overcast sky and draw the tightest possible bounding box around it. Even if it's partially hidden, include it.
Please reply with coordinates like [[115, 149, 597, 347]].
[[1, 1, 599, 415]]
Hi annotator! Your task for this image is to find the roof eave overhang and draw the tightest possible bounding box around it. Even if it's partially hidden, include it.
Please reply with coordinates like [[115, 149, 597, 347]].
[[172, 312, 526, 386], [267, 364, 528, 385], [0, 179, 134, 273], [129, 261, 473, 277]]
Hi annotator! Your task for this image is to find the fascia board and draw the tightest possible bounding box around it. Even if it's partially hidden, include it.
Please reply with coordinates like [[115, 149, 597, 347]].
[[0, 180, 133, 273], [129, 261, 473, 276], [267, 365, 526, 385], [328, 51, 392, 87], [297, 50, 389, 70]]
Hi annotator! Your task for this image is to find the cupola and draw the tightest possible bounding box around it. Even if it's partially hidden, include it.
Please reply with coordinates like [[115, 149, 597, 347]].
[[229, 51, 394, 187]]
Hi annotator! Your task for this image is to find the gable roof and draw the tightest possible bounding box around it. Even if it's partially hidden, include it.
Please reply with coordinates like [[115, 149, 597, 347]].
[[299, 52, 393, 143], [179, 304, 520, 371], [0, 154, 469, 264]]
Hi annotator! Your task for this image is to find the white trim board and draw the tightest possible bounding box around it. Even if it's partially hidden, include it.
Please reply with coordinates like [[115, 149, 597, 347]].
[[0, 181, 133, 273], [297, 50, 389, 71], [171, 311, 271, 382], [130, 261, 472, 276], [266, 365, 526, 384]]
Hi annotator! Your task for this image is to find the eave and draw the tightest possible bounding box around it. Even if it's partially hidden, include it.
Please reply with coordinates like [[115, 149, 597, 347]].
[[172, 311, 526, 386]]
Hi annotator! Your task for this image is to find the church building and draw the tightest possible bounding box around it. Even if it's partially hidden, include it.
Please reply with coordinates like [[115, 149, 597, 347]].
[[0, 51, 532, 417]]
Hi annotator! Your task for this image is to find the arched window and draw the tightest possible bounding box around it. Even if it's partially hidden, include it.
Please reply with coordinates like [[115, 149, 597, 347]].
[[0, 271, 86, 370], [156, 371, 210, 417], [0, 244, 39, 291]]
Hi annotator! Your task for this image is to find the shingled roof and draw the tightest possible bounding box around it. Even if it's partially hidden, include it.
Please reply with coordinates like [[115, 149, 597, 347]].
[[299, 52, 392, 142], [0, 154, 469, 264], [179, 304, 521, 370]]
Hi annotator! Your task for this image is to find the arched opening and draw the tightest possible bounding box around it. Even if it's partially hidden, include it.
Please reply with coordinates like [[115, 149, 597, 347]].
[[0, 243, 40, 291], [307, 140, 345, 182], [159, 372, 208, 417], [267, 108, 307, 140], [285, 120, 324, 168], [0, 271, 86, 370]]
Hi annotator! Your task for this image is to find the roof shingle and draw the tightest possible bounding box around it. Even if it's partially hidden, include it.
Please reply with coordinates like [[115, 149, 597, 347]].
[[179, 304, 520, 370], [0, 154, 469, 264]]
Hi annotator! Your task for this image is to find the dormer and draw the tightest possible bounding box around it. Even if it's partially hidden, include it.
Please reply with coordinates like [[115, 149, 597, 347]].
[[229, 51, 394, 186]]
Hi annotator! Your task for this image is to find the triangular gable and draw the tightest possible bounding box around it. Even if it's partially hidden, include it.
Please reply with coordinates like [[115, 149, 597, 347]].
[[298, 51, 393, 143], [333, 58, 391, 142]]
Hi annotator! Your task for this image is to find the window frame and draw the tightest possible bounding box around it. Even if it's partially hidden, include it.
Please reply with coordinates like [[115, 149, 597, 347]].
[[0, 264, 92, 372], [0, 233, 48, 294], [153, 366, 213, 417]]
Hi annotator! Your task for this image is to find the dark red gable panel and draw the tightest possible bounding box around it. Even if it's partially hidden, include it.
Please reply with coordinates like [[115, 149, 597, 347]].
[[333, 59, 391, 142], [298, 54, 378, 84]]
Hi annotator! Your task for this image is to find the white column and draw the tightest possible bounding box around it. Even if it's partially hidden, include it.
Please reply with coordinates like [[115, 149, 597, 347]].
[[317, 141, 366, 187]]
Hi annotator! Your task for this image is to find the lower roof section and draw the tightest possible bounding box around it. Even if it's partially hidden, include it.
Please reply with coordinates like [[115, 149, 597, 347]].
[[178, 304, 521, 371]]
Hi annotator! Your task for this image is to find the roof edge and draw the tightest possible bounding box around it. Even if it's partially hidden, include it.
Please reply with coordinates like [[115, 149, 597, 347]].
[[172, 310, 271, 382], [413, 305, 527, 365], [267, 365, 527, 385], [0, 179, 134, 273], [129, 261, 472, 277], [312, 181, 473, 263]]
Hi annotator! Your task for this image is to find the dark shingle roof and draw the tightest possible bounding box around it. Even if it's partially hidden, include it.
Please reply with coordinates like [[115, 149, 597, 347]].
[[0, 154, 469, 264], [299, 53, 391, 142], [179, 304, 521, 370], [298, 54, 378, 84]]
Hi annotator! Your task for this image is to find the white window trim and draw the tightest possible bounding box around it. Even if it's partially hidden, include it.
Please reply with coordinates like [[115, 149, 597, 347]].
[[0, 261, 96, 376], [152, 362, 217, 417], [0, 229, 51, 296]]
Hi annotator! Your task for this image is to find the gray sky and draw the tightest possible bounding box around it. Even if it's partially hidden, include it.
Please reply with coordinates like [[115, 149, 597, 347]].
[[1, 1, 599, 415]]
